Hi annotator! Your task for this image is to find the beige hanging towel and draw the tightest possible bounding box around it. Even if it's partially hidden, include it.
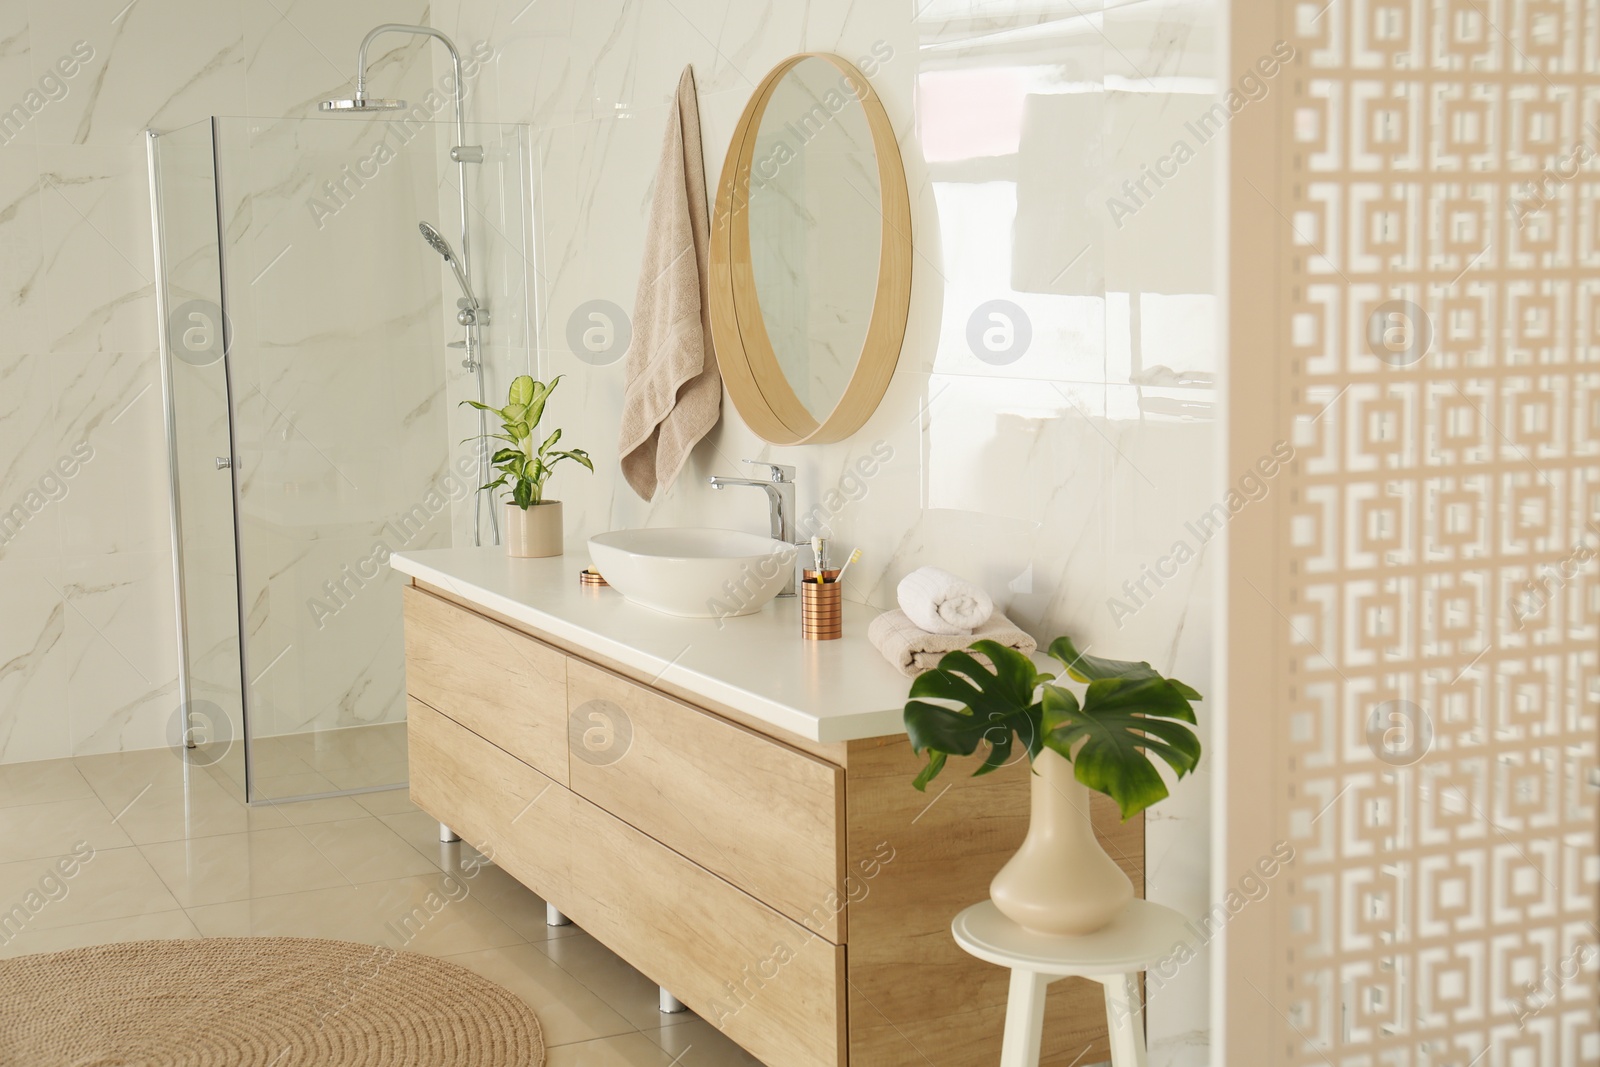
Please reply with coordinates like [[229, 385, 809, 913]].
[[618, 65, 721, 501]]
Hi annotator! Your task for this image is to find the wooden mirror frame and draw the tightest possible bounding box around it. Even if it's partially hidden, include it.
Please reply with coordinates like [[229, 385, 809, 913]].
[[708, 53, 912, 446]]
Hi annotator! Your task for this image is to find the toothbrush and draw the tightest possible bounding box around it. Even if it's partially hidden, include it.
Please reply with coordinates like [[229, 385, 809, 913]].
[[834, 547, 862, 585], [811, 536, 828, 572]]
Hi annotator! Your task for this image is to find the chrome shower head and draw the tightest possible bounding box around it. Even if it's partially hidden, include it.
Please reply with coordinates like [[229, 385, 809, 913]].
[[418, 221, 479, 310], [319, 95, 407, 112]]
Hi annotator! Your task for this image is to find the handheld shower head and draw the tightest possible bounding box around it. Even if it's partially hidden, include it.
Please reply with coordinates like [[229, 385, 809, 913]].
[[418, 221, 457, 261], [418, 221, 479, 310]]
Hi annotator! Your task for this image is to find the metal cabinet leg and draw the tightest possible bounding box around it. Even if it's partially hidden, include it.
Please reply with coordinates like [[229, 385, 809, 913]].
[[1101, 971, 1146, 1067], [438, 822, 460, 843], [545, 903, 571, 927], [999, 969, 1050, 1067], [659, 986, 686, 1014]]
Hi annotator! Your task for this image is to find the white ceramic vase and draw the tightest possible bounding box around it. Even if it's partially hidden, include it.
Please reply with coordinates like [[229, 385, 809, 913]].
[[505, 501, 563, 558], [989, 746, 1133, 936]]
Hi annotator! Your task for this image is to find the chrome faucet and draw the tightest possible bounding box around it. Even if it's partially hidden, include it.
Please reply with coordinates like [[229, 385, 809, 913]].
[[710, 460, 797, 596]]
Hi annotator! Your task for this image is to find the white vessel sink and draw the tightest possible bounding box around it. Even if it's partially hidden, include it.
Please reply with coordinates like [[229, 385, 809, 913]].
[[588, 527, 795, 618]]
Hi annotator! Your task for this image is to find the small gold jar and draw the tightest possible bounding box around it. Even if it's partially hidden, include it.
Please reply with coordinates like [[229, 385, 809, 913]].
[[801, 568, 842, 640]]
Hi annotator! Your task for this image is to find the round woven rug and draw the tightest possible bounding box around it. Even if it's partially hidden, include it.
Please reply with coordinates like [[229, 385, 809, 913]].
[[0, 937, 545, 1066]]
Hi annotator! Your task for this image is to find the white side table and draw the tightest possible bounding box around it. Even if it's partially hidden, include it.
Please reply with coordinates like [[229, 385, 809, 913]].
[[951, 898, 1189, 1067]]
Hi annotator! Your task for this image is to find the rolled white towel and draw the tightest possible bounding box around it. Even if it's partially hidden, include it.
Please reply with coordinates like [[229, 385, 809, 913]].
[[896, 566, 993, 636]]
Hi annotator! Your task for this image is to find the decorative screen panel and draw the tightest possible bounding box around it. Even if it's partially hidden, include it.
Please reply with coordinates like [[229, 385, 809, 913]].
[[1232, 0, 1600, 1062]]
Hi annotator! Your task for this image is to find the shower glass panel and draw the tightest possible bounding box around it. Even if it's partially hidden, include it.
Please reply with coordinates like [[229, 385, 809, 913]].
[[148, 119, 245, 774], [151, 114, 532, 805]]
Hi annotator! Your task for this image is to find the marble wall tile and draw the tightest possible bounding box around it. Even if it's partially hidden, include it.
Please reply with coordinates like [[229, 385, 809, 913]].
[[0, 153, 48, 357], [24, 0, 245, 146], [58, 550, 180, 756], [0, 563, 69, 764], [0, 350, 73, 564], [36, 144, 155, 353], [0, 12, 35, 148], [0, 347, 174, 763], [52, 350, 170, 557]]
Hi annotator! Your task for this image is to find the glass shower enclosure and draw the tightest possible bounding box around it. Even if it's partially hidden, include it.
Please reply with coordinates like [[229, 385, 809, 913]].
[[148, 114, 532, 804]]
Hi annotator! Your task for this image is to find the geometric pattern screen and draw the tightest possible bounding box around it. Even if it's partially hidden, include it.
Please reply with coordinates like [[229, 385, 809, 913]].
[[1273, 1, 1599, 1061]]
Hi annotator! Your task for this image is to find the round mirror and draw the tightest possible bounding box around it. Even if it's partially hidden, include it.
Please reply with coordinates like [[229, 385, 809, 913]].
[[709, 53, 911, 445]]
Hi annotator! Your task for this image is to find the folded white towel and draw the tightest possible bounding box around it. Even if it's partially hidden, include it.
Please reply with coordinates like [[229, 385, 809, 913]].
[[868, 608, 1036, 679], [618, 65, 721, 501], [896, 566, 993, 635]]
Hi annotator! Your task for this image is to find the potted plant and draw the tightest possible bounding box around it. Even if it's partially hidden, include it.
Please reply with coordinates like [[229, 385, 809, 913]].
[[464, 374, 593, 558], [905, 637, 1201, 936]]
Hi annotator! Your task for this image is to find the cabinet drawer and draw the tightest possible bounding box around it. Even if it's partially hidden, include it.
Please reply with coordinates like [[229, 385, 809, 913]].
[[564, 789, 845, 1067], [566, 659, 845, 942], [407, 697, 569, 904], [403, 586, 568, 785], [412, 695, 842, 1067]]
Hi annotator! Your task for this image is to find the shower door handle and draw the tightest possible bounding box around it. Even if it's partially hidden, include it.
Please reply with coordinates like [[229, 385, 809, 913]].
[[215, 456, 232, 470]]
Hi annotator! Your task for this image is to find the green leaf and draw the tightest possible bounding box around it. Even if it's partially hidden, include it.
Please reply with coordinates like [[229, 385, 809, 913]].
[[1048, 637, 1152, 683], [521, 374, 563, 433], [1039, 674, 1202, 821], [1047, 637, 1204, 701], [506, 375, 535, 409], [1087, 674, 1199, 725], [1039, 681, 1079, 736], [538, 428, 562, 457], [511, 479, 533, 509], [903, 642, 1052, 790], [548, 449, 595, 473]]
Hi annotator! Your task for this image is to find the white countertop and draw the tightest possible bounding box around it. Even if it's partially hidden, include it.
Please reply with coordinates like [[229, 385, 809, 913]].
[[389, 546, 917, 743]]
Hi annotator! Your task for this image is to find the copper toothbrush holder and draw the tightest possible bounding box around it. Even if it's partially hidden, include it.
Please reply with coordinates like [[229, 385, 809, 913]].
[[801, 569, 842, 641]]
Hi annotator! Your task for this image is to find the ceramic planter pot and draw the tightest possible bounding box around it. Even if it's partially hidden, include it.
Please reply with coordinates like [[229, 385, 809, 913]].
[[989, 746, 1133, 936], [505, 501, 563, 558]]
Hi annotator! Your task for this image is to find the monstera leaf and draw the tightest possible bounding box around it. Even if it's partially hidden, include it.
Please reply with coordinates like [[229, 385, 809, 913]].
[[1038, 683, 1200, 820], [1048, 636, 1202, 698], [903, 641, 1053, 791], [901, 634, 1203, 821], [1039, 637, 1201, 820]]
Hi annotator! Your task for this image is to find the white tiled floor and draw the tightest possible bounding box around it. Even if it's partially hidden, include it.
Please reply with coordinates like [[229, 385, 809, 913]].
[[0, 741, 762, 1065]]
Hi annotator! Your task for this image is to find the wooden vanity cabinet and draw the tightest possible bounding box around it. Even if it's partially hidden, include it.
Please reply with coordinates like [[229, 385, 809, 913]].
[[402, 582, 1143, 1067]]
